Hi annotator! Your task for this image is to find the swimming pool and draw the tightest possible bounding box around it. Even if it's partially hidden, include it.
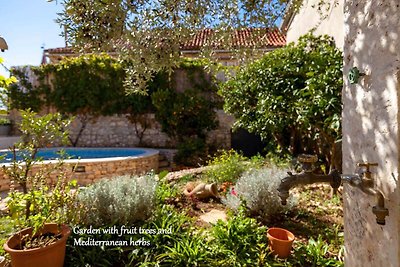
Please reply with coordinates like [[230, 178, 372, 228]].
[[0, 147, 159, 191], [0, 147, 153, 163]]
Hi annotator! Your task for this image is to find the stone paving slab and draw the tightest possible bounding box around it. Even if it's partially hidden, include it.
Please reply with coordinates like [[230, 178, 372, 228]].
[[199, 209, 227, 224]]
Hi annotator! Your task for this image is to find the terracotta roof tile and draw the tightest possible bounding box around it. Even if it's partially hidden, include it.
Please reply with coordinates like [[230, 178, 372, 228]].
[[44, 28, 286, 55], [181, 28, 286, 50]]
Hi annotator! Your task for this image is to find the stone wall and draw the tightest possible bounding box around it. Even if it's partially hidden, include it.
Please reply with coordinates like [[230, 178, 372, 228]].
[[0, 152, 159, 192], [68, 110, 234, 149], [343, 1, 400, 266]]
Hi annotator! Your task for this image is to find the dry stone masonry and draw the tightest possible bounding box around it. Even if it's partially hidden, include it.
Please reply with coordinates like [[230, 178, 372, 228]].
[[0, 152, 159, 192], [67, 110, 234, 148]]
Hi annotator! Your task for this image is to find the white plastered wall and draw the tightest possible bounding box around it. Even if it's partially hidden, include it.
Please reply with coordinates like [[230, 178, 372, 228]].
[[286, 0, 344, 49], [342, 0, 400, 266]]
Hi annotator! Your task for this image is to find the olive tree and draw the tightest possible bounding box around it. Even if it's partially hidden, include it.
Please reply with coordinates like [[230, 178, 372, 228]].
[[54, 0, 292, 93]]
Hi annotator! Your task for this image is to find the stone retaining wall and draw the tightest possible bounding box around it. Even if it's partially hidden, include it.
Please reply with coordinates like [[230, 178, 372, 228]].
[[67, 110, 234, 149], [0, 152, 159, 192]]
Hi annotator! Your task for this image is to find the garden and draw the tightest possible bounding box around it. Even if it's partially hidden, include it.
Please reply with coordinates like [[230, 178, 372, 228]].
[[0, 33, 344, 267]]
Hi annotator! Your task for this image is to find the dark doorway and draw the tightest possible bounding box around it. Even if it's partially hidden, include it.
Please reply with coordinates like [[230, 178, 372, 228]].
[[231, 128, 265, 157]]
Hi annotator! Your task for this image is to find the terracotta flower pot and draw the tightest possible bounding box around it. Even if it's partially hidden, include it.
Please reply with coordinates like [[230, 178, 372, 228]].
[[4, 223, 71, 267], [0, 256, 6, 267], [267, 227, 295, 259], [183, 183, 219, 199]]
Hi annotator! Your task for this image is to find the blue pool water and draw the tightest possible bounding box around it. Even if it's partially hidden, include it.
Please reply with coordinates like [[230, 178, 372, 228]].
[[0, 148, 147, 163]]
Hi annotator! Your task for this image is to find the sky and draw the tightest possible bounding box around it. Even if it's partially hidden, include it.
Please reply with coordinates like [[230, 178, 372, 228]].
[[0, 0, 65, 78]]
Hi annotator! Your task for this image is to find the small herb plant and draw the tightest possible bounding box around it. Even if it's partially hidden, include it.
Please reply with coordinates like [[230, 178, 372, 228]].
[[3, 110, 76, 243], [77, 174, 157, 227], [223, 167, 291, 222], [206, 149, 264, 184]]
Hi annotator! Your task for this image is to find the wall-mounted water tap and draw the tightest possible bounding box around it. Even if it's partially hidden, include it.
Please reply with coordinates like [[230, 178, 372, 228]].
[[342, 163, 389, 225]]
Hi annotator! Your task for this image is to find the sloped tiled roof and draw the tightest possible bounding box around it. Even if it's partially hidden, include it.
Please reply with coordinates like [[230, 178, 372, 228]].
[[44, 28, 285, 54], [181, 28, 286, 50]]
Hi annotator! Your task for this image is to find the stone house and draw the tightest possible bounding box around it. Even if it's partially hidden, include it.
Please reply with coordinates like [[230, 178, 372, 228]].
[[36, 28, 286, 151]]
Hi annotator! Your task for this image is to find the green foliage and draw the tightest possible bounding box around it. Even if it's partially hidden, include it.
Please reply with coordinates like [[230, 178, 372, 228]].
[[0, 117, 10, 125], [174, 138, 207, 166], [127, 205, 199, 266], [0, 58, 16, 87], [211, 207, 268, 266], [18, 110, 70, 149], [151, 62, 220, 164], [223, 167, 291, 222], [2, 110, 76, 234], [3, 110, 71, 190], [39, 54, 151, 116], [152, 88, 218, 139], [156, 233, 212, 266], [6, 176, 78, 233], [155, 177, 180, 205], [6, 67, 43, 111], [65, 223, 135, 267], [0, 217, 16, 256], [56, 0, 287, 93], [8, 56, 220, 152], [0, 57, 17, 109], [78, 174, 157, 226], [220, 34, 343, 165], [206, 150, 263, 184], [292, 236, 344, 267], [7, 56, 152, 142]]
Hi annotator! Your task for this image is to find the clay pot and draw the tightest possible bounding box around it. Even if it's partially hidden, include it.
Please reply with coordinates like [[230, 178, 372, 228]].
[[267, 227, 295, 258], [4, 223, 71, 267], [0, 256, 6, 267], [184, 183, 219, 199]]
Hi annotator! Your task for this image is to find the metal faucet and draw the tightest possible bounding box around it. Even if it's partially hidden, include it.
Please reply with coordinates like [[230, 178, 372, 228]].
[[342, 163, 389, 225], [277, 154, 341, 205]]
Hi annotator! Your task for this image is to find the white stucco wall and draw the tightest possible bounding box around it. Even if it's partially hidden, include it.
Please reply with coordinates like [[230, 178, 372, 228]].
[[343, 1, 400, 266], [285, 0, 344, 49]]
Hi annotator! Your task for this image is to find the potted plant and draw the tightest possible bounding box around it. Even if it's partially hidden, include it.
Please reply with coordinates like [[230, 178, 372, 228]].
[[2, 110, 77, 267], [0, 117, 11, 136]]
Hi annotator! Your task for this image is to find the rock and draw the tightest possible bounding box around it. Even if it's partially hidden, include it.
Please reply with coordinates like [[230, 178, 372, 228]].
[[199, 209, 227, 224]]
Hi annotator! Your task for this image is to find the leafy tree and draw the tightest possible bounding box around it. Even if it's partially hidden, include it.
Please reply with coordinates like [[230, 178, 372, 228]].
[[220, 34, 342, 168], [0, 57, 17, 108], [7, 67, 43, 112], [53, 0, 291, 94], [151, 62, 219, 165]]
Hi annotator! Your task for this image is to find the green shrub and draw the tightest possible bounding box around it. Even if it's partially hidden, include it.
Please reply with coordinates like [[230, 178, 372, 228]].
[[65, 225, 133, 267], [156, 233, 212, 267], [127, 205, 199, 266], [210, 207, 268, 266], [78, 174, 157, 226], [0, 117, 10, 125], [174, 137, 208, 166], [292, 235, 344, 267], [220, 34, 342, 166], [2, 110, 75, 235], [155, 178, 180, 205], [206, 150, 263, 184], [223, 167, 291, 222]]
